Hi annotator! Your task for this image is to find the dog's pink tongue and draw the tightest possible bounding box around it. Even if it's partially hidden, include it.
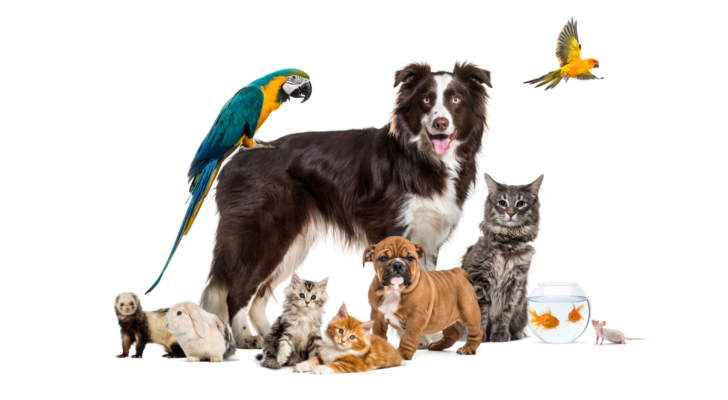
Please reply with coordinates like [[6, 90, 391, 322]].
[[432, 137, 451, 155], [390, 277, 404, 285]]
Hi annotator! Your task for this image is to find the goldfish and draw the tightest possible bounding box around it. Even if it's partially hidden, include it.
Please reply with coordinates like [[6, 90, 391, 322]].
[[529, 307, 560, 331], [567, 303, 586, 325]]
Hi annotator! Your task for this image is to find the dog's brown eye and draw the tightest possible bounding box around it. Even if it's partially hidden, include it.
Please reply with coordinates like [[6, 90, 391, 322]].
[[452, 97, 460, 104], [406, 256, 414, 262], [378, 256, 388, 262], [423, 97, 430, 104], [498, 200, 507, 207]]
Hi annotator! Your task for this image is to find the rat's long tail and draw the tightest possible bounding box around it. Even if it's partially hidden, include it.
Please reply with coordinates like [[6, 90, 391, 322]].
[[626, 338, 646, 340]]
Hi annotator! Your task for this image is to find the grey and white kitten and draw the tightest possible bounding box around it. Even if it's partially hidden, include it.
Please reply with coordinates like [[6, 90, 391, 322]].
[[460, 173, 543, 342], [256, 273, 328, 369]]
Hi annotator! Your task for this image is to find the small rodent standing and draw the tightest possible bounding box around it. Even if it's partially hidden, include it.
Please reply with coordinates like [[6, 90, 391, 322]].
[[115, 292, 186, 358], [591, 320, 645, 345], [165, 302, 238, 362]]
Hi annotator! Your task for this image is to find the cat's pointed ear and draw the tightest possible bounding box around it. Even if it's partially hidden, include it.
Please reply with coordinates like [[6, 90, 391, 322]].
[[484, 173, 501, 194], [527, 174, 544, 196], [317, 277, 329, 293], [335, 303, 348, 320], [413, 242, 426, 261], [290, 273, 302, 287], [362, 245, 377, 267], [360, 320, 375, 335]]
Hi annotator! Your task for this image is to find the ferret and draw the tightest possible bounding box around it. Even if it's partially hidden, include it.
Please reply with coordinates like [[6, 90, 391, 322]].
[[115, 292, 185, 358]]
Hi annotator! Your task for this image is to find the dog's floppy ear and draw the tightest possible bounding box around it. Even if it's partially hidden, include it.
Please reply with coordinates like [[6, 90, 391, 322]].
[[413, 242, 427, 261], [454, 61, 492, 88], [394, 63, 431, 88], [362, 245, 377, 267]]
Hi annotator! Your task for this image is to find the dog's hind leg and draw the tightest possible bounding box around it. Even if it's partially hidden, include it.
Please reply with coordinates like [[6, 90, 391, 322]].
[[249, 225, 318, 337], [427, 323, 462, 351]]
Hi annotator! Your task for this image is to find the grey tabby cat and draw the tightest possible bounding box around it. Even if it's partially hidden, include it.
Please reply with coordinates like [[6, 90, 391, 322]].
[[460, 173, 543, 342], [256, 274, 328, 369]]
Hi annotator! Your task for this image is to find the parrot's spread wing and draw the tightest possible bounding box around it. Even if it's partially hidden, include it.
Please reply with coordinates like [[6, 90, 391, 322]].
[[556, 18, 581, 67], [574, 71, 603, 81], [187, 86, 264, 181]]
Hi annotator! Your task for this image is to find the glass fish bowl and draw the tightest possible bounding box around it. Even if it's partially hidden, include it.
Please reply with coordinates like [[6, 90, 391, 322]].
[[527, 282, 590, 344]]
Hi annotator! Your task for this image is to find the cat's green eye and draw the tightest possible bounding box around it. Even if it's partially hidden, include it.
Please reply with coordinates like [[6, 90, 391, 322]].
[[517, 201, 526, 208], [338, 329, 344, 334], [311, 295, 316, 300], [498, 200, 507, 207], [349, 335, 356, 340], [299, 293, 305, 298]]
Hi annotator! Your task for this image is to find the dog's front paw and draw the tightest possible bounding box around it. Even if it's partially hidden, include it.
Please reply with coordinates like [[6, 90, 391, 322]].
[[398, 348, 414, 360], [294, 361, 314, 373], [238, 335, 263, 349], [312, 365, 334, 375], [491, 331, 511, 342], [456, 346, 477, 355]]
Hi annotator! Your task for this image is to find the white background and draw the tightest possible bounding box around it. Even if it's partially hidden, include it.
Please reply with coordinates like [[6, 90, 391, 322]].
[[2, 1, 725, 398]]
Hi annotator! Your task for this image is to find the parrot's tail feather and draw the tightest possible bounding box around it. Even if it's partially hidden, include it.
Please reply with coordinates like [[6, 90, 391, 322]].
[[524, 70, 563, 90], [145, 160, 219, 295]]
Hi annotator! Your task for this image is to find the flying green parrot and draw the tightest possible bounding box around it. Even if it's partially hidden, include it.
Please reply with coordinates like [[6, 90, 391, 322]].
[[146, 69, 312, 294]]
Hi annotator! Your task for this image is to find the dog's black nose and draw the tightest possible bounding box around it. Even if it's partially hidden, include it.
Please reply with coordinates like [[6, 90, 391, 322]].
[[433, 117, 449, 132], [391, 260, 405, 273]]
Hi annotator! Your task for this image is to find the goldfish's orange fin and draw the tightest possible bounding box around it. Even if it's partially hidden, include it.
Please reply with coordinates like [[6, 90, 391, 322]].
[[544, 307, 552, 315], [529, 309, 539, 322], [571, 303, 577, 311]]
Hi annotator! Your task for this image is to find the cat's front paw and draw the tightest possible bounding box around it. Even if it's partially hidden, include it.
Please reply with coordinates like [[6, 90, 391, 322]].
[[238, 335, 263, 349], [294, 361, 314, 373], [311, 365, 334, 375], [491, 331, 511, 342]]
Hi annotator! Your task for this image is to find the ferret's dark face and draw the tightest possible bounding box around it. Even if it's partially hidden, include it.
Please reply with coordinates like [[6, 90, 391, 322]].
[[115, 293, 139, 316]]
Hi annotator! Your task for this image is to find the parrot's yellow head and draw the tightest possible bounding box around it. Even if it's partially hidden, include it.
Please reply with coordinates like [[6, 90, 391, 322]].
[[588, 59, 600, 69]]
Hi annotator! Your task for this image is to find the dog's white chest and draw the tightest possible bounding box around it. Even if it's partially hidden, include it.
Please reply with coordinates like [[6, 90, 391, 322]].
[[378, 289, 402, 330]]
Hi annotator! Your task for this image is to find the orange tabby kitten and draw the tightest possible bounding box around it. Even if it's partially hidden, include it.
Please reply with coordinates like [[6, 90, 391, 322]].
[[294, 303, 404, 374]]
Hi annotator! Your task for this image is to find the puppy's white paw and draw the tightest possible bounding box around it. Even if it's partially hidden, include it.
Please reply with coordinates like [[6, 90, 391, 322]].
[[311, 365, 334, 375], [294, 361, 314, 373], [186, 356, 200, 362]]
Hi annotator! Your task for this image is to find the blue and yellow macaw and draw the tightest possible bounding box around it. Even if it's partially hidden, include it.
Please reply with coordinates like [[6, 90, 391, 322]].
[[146, 69, 312, 294]]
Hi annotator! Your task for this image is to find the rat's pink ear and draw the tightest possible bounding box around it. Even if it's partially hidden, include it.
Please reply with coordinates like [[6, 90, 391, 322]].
[[601, 321, 606, 326]]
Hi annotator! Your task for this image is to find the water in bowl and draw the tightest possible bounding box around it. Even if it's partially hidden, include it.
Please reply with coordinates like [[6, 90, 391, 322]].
[[527, 295, 590, 344]]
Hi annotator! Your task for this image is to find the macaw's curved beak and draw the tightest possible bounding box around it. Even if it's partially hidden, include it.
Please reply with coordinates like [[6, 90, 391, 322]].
[[290, 81, 312, 103], [594, 62, 600, 69]]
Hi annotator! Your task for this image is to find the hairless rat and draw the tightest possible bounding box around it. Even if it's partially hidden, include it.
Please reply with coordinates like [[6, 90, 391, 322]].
[[591, 320, 644, 345]]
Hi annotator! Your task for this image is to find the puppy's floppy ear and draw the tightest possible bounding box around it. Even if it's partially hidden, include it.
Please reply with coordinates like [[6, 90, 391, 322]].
[[413, 242, 426, 261], [187, 305, 208, 338], [360, 320, 375, 335], [335, 303, 348, 320], [454, 61, 492, 88], [484, 173, 501, 194], [362, 245, 377, 267], [527, 174, 544, 196], [393, 62, 431, 88]]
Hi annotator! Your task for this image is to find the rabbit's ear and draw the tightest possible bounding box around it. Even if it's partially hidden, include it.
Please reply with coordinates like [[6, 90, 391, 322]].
[[188, 305, 208, 338]]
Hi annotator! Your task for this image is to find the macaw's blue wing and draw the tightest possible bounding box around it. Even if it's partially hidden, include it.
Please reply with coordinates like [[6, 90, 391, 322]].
[[146, 86, 264, 295], [187, 86, 264, 182]]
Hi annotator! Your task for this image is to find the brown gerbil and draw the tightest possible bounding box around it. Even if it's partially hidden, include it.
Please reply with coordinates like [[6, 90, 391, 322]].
[[115, 292, 185, 358]]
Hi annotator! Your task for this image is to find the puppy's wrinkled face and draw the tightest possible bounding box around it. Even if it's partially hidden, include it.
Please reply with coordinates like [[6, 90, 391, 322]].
[[115, 292, 139, 316], [363, 237, 426, 290]]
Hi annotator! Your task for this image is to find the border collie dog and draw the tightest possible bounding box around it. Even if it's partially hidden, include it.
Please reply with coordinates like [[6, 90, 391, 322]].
[[201, 62, 492, 348]]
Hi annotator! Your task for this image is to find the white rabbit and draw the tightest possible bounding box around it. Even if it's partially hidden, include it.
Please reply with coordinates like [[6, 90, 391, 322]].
[[165, 302, 238, 362]]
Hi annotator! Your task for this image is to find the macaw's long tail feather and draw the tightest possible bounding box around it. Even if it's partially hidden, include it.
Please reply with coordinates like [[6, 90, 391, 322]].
[[524, 69, 563, 90], [145, 160, 220, 295]]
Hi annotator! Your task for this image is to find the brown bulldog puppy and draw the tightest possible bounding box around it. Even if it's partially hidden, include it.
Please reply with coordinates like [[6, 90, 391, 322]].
[[365, 236, 483, 360]]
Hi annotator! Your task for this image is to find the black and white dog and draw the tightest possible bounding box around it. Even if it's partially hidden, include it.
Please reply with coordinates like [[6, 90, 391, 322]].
[[200, 62, 492, 348]]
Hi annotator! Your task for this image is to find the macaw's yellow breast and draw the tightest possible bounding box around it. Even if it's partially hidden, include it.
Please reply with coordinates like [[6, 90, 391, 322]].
[[255, 75, 288, 133]]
